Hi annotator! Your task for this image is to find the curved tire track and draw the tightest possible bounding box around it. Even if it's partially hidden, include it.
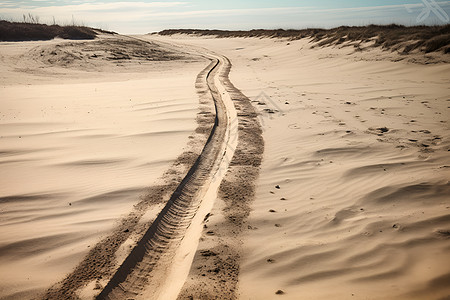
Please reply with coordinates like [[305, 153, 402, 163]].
[[177, 52, 264, 300], [96, 48, 238, 299]]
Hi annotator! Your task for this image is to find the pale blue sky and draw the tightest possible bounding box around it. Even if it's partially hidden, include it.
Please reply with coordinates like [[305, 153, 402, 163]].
[[0, 0, 449, 33]]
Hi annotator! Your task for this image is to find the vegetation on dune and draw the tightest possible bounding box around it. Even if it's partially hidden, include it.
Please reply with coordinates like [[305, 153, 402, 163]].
[[0, 20, 114, 41], [158, 25, 450, 54]]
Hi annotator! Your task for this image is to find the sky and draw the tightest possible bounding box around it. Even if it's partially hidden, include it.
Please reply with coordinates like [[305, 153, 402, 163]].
[[0, 0, 449, 34]]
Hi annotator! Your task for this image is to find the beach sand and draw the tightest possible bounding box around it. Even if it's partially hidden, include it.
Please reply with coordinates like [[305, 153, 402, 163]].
[[156, 36, 450, 300], [0, 32, 449, 299], [0, 35, 206, 299]]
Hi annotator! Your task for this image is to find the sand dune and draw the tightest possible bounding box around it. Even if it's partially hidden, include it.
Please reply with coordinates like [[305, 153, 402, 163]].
[[1, 31, 449, 300], [154, 36, 450, 299], [0, 36, 205, 299]]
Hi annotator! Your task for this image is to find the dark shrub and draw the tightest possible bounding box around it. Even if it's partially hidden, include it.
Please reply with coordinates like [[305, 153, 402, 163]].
[[423, 34, 450, 53], [0, 20, 97, 41], [158, 25, 450, 54]]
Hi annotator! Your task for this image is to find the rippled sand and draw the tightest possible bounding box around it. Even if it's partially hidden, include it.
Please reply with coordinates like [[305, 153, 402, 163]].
[[1, 33, 449, 300], [157, 36, 450, 299], [0, 37, 204, 299]]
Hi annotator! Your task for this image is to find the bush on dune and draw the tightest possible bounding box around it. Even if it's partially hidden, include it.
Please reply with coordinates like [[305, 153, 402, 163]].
[[0, 20, 98, 41], [423, 34, 450, 53], [158, 24, 450, 54]]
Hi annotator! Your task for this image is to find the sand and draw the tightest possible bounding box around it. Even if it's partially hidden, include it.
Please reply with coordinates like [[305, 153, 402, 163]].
[[0, 35, 206, 299], [153, 36, 450, 299], [1, 32, 449, 300]]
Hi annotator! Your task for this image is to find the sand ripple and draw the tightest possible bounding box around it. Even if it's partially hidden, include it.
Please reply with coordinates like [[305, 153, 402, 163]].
[[0, 66, 201, 298]]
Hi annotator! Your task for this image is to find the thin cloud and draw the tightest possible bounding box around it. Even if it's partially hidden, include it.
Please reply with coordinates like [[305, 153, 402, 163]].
[[314, 1, 450, 13], [0, 1, 188, 22], [2, 1, 186, 11], [149, 7, 312, 18], [1, 1, 448, 33], [147, 2, 450, 18]]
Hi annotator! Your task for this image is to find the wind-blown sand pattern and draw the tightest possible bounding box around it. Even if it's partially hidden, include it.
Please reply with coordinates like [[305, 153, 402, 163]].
[[1, 30, 449, 300], [0, 35, 207, 299], [158, 36, 449, 299]]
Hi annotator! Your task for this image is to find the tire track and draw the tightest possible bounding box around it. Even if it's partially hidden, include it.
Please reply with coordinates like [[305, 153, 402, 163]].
[[40, 38, 217, 300], [95, 48, 239, 299], [177, 54, 264, 300]]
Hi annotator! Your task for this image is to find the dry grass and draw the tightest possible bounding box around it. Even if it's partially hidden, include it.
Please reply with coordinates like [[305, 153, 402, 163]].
[[158, 25, 450, 54], [0, 20, 107, 41]]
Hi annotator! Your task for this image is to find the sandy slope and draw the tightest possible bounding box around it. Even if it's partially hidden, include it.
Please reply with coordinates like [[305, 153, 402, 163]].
[[155, 36, 450, 299], [0, 36, 205, 299], [1, 32, 449, 300]]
